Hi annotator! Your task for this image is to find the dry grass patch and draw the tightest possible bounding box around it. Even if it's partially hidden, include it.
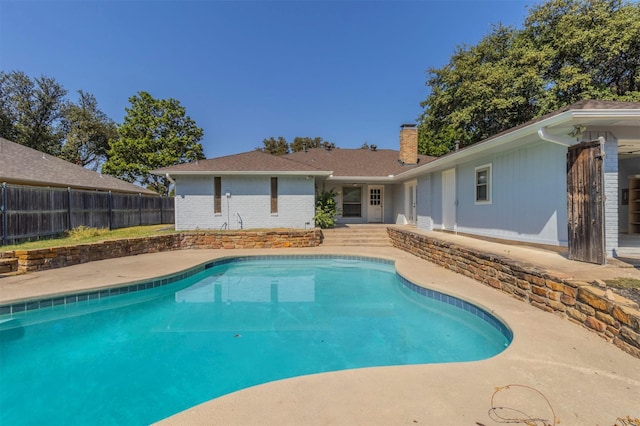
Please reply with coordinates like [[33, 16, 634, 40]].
[[1, 225, 177, 252]]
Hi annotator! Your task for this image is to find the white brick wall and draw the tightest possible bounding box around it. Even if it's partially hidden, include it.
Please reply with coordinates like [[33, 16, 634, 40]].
[[174, 175, 315, 230]]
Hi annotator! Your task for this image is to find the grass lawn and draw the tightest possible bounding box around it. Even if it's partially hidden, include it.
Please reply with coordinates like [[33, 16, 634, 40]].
[[605, 277, 640, 291], [1, 225, 177, 252]]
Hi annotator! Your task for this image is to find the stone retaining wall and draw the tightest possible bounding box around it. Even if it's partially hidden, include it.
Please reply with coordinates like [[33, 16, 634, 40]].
[[388, 227, 640, 358], [1, 229, 322, 274], [0, 256, 18, 274]]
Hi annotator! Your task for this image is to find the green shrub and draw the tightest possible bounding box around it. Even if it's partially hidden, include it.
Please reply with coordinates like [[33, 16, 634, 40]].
[[313, 188, 338, 229]]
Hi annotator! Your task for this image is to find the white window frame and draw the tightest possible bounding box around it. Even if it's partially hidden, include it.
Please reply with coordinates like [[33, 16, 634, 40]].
[[342, 186, 362, 217], [474, 163, 492, 205]]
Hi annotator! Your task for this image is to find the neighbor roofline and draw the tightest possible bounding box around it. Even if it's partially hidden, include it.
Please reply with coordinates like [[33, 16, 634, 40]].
[[1, 177, 154, 195]]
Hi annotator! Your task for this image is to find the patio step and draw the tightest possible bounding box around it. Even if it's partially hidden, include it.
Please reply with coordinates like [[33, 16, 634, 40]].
[[321, 226, 391, 247]]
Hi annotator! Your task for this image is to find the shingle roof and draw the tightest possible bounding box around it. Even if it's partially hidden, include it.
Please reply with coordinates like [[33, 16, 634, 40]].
[[0, 138, 157, 194], [286, 148, 435, 177], [153, 150, 329, 174], [156, 100, 636, 180], [153, 147, 435, 179], [568, 99, 640, 110]]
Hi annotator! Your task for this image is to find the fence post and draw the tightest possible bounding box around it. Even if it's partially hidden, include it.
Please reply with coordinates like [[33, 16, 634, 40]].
[[1, 182, 7, 246], [160, 197, 163, 224], [139, 193, 142, 226], [67, 187, 72, 231], [108, 191, 113, 230]]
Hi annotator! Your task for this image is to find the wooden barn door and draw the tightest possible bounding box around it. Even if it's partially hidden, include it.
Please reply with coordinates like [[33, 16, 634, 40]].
[[566, 140, 605, 264]]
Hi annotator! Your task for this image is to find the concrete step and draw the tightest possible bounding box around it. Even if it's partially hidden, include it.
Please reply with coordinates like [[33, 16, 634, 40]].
[[320, 226, 391, 247], [322, 239, 391, 247]]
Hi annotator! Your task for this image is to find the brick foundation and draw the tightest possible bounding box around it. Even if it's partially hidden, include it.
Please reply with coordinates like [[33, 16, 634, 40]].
[[388, 227, 640, 359]]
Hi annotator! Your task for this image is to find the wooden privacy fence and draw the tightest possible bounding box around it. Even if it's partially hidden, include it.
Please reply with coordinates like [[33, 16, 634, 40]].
[[0, 183, 174, 245]]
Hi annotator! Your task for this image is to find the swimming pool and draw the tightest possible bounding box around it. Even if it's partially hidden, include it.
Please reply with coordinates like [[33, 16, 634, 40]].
[[0, 255, 512, 425]]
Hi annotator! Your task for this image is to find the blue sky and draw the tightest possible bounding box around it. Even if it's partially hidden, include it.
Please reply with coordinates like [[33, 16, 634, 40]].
[[0, 0, 530, 158]]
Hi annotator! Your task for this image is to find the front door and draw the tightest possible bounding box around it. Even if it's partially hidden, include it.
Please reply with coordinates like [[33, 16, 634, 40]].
[[442, 168, 456, 231], [567, 140, 605, 264], [368, 186, 383, 223]]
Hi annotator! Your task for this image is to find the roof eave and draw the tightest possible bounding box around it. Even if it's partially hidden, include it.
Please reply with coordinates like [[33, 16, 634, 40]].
[[326, 175, 396, 183], [395, 109, 581, 180], [157, 170, 332, 177]]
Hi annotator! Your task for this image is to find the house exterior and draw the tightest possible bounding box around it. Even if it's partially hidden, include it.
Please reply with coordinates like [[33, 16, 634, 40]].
[[153, 126, 432, 231], [285, 127, 433, 226], [154, 100, 639, 260], [153, 150, 331, 230], [400, 100, 640, 260]]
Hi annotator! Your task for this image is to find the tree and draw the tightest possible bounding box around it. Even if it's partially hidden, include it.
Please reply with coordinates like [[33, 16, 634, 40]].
[[418, 0, 640, 156], [259, 136, 289, 155], [523, 0, 640, 108], [290, 136, 334, 152], [259, 136, 336, 155], [60, 90, 117, 170], [102, 91, 205, 195], [0, 70, 67, 155]]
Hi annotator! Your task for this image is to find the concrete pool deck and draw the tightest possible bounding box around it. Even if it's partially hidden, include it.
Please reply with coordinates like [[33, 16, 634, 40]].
[[1, 233, 639, 425]]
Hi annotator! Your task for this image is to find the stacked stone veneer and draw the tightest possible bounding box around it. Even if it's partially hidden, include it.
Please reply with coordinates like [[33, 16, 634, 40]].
[[1, 229, 322, 274], [388, 227, 640, 359]]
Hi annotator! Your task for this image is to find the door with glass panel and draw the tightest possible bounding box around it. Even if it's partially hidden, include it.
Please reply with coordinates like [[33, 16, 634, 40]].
[[367, 186, 383, 222]]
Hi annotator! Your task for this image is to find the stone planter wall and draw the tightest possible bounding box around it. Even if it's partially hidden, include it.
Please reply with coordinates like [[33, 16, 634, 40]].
[[1, 229, 322, 274], [388, 227, 640, 359], [179, 230, 322, 249]]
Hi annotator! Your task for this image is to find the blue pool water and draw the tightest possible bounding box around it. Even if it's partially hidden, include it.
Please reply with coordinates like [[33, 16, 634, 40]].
[[0, 256, 511, 425]]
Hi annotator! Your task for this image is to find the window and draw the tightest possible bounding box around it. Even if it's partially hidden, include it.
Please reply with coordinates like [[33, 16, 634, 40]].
[[214, 177, 222, 214], [271, 177, 278, 214], [370, 188, 381, 206], [342, 186, 362, 217], [475, 164, 492, 204]]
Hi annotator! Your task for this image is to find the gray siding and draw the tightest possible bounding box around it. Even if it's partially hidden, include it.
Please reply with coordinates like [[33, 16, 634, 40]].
[[416, 173, 442, 231], [419, 141, 569, 246]]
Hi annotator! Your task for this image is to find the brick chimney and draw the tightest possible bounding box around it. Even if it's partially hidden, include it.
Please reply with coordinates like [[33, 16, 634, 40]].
[[399, 123, 418, 165]]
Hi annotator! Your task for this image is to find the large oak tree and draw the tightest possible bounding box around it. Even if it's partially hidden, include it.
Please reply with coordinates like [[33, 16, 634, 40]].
[[0, 70, 67, 155], [418, 0, 640, 156], [102, 91, 205, 195], [60, 90, 117, 170]]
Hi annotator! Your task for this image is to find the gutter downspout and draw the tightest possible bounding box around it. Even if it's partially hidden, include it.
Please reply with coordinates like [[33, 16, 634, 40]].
[[537, 126, 574, 146], [165, 173, 176, 193]]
